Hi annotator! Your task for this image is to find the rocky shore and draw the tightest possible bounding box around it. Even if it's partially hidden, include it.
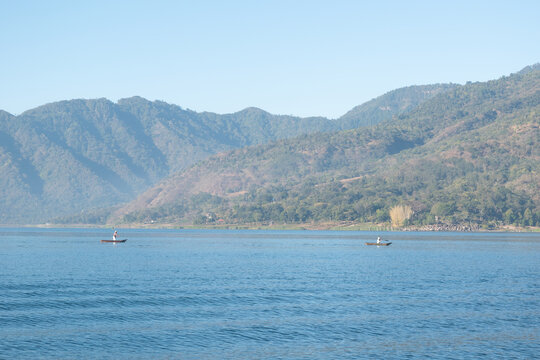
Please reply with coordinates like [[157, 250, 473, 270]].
[[404, 223, 481, 232]]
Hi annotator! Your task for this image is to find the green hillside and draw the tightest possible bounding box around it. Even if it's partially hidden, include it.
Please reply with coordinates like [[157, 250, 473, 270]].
[[113, 65, 540, 229], [0, 85, 450, 224]]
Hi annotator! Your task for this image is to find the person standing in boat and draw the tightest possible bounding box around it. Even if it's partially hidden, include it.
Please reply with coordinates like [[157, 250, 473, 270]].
[[113, 230, 118, 241], [377, 236, 382, 244]]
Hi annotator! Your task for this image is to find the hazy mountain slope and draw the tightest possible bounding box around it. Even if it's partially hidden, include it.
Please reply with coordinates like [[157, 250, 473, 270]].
[[1, 100, 161, 223], [338, 84, 458, 128], [116, 97, 337, 172], [114, 66, 539, 227], [0, 83, 454, 224], [0, 98, 333, 223], [0, 111, 40, 222]]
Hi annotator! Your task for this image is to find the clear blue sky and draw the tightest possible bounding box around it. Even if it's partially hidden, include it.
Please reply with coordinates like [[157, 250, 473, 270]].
[[1, 0, 539, 118]]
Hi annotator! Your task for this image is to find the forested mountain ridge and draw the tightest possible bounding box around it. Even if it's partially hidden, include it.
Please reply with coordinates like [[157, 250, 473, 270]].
[[0, 84, 451, 224], [338, 83, 458, 129], [113, 66, 540, 228]]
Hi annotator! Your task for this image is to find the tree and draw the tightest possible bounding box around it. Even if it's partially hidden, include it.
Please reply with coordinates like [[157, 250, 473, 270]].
[[431, 202, 456, 218], [522, 208, 533, 226], [389, 205, 413, 227], [504, 209, 516, 224], [375, 208, 390, 223]]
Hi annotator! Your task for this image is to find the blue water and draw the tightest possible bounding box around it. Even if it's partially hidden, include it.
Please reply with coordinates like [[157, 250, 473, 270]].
[[1, 229, 538, 359]]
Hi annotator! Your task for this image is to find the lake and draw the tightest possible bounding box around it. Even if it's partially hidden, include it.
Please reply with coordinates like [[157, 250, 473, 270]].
[[1, 228, 538, 359]]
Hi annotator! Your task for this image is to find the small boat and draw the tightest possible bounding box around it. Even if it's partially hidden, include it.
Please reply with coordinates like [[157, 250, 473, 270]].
[[100, 239, 127, 243], [365, 242, 391, 246]]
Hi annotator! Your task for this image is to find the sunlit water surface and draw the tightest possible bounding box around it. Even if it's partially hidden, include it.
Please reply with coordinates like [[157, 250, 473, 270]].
[[1, 229, 538, 359]]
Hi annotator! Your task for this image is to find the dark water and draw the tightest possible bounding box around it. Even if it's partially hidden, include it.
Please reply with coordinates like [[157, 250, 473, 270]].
[[1, 229, 538, 359]]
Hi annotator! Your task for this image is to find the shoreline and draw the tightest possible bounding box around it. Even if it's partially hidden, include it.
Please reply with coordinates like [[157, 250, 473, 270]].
[[3, 222, 538, 233]]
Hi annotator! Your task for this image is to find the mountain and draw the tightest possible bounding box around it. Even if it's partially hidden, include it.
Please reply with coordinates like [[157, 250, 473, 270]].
[[338, 84, 458, 128], [113, 66, 540, 228], [0, 85, 452, 224], [0, 98, 326, 223]]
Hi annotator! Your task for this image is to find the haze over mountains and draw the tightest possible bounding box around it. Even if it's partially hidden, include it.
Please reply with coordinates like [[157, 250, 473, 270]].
[[112, 65, 540, 228], [0, 84, 455, 224]]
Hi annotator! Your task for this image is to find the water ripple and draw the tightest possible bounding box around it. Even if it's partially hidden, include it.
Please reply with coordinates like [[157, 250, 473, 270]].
[[1, 229, 539, 359]]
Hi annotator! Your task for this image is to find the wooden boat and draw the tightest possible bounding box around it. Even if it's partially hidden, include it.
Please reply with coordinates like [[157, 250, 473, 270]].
[[365, 242, 391, 246], [100, 239, 127, 243]]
